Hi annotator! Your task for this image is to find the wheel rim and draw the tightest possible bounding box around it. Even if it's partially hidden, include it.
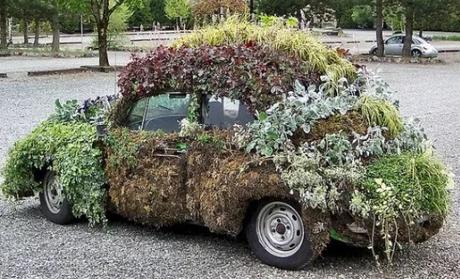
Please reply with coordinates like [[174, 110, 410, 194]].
[[44, 172, 64, 214], [256, 201, 304, 258], [412, 50, 421, 57]]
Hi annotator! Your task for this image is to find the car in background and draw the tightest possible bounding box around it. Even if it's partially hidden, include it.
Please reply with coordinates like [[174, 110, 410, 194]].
[[370, 35, 438, 58]]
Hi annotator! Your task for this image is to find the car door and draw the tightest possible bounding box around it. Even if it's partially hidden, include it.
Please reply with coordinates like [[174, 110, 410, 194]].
[[106, 92, 191, 225], [385, 36, 403, 56], [185, 95, 256, 227]]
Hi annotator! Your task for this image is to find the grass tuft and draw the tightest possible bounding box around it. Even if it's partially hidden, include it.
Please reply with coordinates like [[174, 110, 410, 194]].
[[356, 95, 403, 138]]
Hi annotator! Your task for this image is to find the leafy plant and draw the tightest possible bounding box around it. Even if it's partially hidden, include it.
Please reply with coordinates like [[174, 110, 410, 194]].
[[106, 128, 148, 169], [50, 95, 118, 124], [1, 121, 106, 225]]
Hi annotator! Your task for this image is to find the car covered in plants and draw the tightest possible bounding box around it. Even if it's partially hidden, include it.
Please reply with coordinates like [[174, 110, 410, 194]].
[[1, 19, 452, 270]]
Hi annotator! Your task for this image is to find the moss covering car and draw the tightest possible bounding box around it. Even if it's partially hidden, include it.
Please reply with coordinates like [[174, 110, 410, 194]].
[[1, 19, 452, 270]]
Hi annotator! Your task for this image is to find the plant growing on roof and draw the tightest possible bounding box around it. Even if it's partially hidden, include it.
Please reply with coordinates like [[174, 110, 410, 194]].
[[173, 17, 356, 83]]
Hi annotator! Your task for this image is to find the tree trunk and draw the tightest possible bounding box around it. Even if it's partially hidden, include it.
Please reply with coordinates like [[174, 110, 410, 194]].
[[51, 13, 60, 54], [33, 19, 40, 47], [0, 5, 7, 49], [375, 0, 385, 57], [419, 30, 423, 37], [97, 22, 110, 67], [23, 19, 29, 45], [402, 6, 414, 58]]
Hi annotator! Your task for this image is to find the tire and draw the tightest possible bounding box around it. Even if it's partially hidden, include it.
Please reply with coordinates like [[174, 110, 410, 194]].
[[245, 200, 314, 270], [412, 49, 422, 58], [39, 171, 75, 225], [371, 48, 378, 56]]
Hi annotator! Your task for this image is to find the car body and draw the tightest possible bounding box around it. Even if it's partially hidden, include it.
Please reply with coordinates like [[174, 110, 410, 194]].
[[370, 35, 439, 58], [32, 90, 443, 270]]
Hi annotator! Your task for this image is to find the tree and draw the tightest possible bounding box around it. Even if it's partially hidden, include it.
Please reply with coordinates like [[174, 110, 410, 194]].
[[68, 0, 141, 67], [401, 1, 414, 57], [414, 0, 453, 37], [256, 0, 306, 16], [256, 0, 334, 26], [164, 0, 190, 29], [375, 0, 385, 57], [351, 5, 373, 28], [192, 0, 248, 21], [0, 0, 11, 49]]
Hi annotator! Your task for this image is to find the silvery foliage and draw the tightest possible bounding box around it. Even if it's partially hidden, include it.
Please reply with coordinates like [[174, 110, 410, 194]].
[[274, 146, 364, 213], [386, 118, 431, 154], [356, 69, 398, 105], [242, 79, 358, 156], [353, 126, 387, 158], [51, 95, 119, 124]]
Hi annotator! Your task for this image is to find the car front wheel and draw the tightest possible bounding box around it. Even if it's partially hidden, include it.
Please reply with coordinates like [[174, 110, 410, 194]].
[[39, 171, 75, 225], [245, 200, 314, 270]]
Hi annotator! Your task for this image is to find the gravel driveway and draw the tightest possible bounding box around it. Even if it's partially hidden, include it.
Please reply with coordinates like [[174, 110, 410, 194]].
[[0, 62, 459, 278]]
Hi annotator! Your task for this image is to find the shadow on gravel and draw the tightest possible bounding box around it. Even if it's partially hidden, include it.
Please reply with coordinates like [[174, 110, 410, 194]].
[[12, 202, 374, 265], [322, 240, 371, 259]]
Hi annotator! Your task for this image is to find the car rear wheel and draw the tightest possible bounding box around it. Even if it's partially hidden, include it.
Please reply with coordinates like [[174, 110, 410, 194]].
[[245, 200, 314, 270], [39, 171, 75, 225], [412, 49, 422, 58]]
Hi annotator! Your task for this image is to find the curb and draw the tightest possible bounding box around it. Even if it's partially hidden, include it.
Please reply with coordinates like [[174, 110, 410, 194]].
[[80, 65, 125, 72], [27, 68, 90, 76], [26, 65, 126, 76]]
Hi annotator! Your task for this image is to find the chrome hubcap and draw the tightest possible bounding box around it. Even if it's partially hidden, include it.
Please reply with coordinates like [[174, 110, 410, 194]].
[[44, 172, 64, 214], [256, 202, 304, 257]]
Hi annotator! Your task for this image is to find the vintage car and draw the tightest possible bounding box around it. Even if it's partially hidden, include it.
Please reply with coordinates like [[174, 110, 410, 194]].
[[38, 92, 324, 270], [2, 21, 450, 271], [34, 89, 445, 270]]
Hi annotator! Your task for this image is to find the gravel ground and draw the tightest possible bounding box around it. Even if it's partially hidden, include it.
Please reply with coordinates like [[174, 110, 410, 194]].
[[0, 62, 459, 278]]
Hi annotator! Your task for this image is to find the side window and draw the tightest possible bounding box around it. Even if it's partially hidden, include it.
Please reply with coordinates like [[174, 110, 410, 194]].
[[387, 36, 402, 44], [127, 98, 148, 131], [143, 93, 190, 133], [203, 96, 255, 129]]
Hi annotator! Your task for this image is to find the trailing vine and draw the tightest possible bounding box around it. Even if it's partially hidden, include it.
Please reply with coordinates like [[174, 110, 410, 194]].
[[1, 121, 107, 226]]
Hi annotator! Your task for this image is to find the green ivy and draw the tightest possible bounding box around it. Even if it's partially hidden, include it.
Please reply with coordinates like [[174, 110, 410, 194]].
[[1, 121, 107, 225]]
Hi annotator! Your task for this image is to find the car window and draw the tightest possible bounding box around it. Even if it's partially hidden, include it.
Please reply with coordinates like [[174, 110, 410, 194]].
[[126, 98, 148, 131], [387, 36, 402, 44], [126, 93, 190, 132], [412, 37, 425, 45], [143, 93, 191, 133], [203, 96, 255, 129]]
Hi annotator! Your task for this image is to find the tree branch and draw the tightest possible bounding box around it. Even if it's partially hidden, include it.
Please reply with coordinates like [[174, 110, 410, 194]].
[[108, 0, 126, 16]]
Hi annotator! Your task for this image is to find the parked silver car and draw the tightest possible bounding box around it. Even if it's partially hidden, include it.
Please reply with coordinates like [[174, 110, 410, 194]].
[[370, 35, 438, 58]]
